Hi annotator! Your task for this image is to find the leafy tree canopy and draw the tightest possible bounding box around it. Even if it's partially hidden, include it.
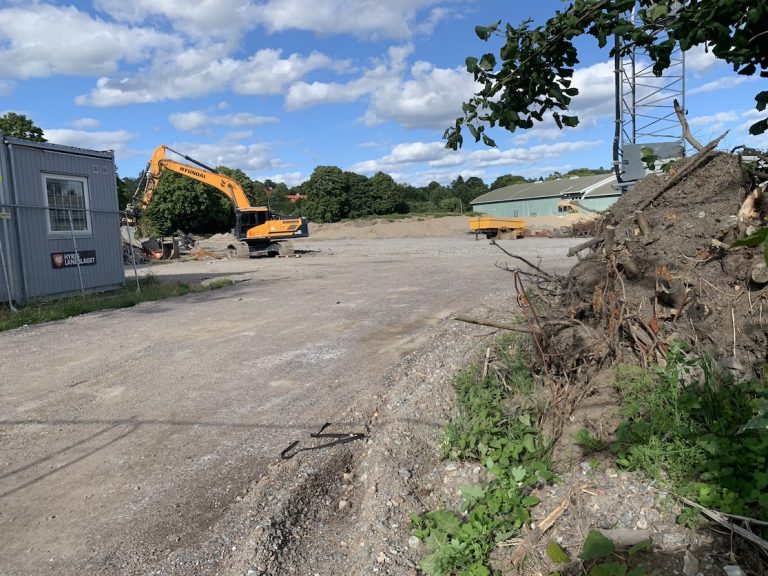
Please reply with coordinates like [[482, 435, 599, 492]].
[[445, 0, 768, 150], [143, 171, 232, 235], [0, 112, 46, 141], [490, 174, 529, 190]]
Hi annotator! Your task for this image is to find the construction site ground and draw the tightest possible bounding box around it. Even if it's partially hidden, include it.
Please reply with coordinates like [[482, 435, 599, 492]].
[[1, 224, 584, 575]]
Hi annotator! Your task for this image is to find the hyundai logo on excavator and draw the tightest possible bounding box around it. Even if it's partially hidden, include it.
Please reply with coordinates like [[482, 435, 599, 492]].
[[179, 166, 206, 179]]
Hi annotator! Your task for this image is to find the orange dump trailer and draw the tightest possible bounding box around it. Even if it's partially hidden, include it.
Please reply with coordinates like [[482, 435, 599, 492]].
[[469, 216, 526, 239]]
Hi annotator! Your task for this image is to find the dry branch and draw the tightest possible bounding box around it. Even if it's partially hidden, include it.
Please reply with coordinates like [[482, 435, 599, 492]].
[[453, 315, 533, 333], [637, 131, 728, 212], [673, 99, 705, 151], [568, 236, 602, 257], [679, 496, 768, 555], [635, 211, 652, 238], [490, 240, 554, 279]]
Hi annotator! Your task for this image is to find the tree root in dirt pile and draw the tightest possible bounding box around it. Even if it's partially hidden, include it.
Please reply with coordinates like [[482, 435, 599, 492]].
[[486, 148, 768, 437]]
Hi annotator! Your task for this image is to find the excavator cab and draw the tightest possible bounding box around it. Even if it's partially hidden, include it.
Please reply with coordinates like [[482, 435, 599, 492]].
[[236, 209, 270, 238]]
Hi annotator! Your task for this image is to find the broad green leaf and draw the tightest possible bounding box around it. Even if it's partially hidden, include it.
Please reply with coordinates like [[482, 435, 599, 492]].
[[546, 540, 570, 563], [589, 562, 627, 576], [522, 434, 536, 454], [511, 465, 526, 482], [481, 134, 497, 147], [628, 539, 652, 556], [522, 495, 540, 506], [579, 530, 616, 561], [461, 483, 486, 501]]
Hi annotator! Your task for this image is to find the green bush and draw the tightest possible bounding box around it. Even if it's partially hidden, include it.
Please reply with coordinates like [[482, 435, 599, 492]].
[[413, 337, 552, 575], [613, 344, 768, 523]]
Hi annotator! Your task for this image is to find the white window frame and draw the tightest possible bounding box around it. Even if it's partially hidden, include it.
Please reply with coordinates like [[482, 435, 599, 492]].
[[42, 174, 92, 235]]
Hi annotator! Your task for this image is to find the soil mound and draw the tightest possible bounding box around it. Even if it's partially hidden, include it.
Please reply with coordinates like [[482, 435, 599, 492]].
[[551, 151, 766, 385]]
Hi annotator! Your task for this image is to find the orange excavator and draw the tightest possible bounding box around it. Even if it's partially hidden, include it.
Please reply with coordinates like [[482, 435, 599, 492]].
[[128, 145, 308, 257]]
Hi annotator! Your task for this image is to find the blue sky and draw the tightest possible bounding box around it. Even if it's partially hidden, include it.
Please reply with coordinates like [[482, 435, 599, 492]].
[[1, 0, 765, 188]]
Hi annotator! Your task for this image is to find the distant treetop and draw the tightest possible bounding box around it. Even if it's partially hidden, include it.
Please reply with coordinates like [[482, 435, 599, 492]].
[[0, 112, 47, 142]]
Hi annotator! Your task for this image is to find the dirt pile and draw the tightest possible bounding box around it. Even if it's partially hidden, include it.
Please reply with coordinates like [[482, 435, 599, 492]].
[[542, 151, 767, 386]]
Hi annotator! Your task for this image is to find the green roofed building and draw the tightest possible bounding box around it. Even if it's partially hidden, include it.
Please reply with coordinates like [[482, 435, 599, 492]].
[[470, 174, 620, 218]]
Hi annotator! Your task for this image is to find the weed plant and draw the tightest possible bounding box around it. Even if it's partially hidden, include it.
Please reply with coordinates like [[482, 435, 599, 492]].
[[412, 336, 552, 575], [0, 274, 233, 332], [613, 343, 768, 525]]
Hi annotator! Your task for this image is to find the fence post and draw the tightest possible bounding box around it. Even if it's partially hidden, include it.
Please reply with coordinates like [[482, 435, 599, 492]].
[[0, 238, 17, 312], [124, 213, 141, 293], [67, 208, 85, 296]]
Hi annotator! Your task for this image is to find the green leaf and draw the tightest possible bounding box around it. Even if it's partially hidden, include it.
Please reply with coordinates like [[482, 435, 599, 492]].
[[511, 465, 527, 482], [579, 530, 616, 561], [730, 227, 768, 248], [748, 117, 768, 136], [589, 562, 627, 576], [522, 495, 540, 506], [479, 53, 497, 71], [730, 227, 768, 265], [546, 540, 571, 563], [461, 483, 486, 501], [522, 434, 536, 454], [481, 133, 497, 147], [562, 115, 579, 127], [627, 539, 652, 556], [756, 90, 768, 111]]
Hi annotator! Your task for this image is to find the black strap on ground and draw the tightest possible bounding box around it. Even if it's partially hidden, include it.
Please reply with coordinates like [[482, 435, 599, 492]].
[[280, 422, 367, 460]]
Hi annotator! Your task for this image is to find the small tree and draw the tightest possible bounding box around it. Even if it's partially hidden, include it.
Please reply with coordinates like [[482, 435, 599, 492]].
[[0, 112, 46, 142]]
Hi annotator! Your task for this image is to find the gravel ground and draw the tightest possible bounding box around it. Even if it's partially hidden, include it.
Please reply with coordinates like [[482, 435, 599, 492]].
[[0, 235, 578, 576], [3, 233, 742, 576]]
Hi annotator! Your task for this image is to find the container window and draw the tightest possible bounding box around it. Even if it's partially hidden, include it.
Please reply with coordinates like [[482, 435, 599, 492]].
[[43, 175, 91, 234]]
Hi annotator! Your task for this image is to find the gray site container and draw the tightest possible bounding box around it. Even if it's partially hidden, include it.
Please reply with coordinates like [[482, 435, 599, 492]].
[[0, 135, 124, 304]]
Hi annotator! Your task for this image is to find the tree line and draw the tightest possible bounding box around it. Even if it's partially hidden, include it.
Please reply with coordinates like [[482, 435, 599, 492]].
[[118, 164, 608, 235], [2, 112, 607, 235]]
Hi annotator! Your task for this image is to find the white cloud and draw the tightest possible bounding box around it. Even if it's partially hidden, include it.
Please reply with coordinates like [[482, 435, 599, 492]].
[[94, 0, 251, 41], [68, 118, 101, 129], [43, 128, 136, 157], [266, 172, 306, 187], [0, 4, 171, 79], [689, 75, 755, 95], [349, 139, 604, 178], [248, 0, 447, 40], [286, 44, 477, 129], [684, 44, 719, 74], [94, 0, 449, 41], [77, 47, 343, 106], [688, 111, 739, 131], [169, 111, 279, 133], [168, 135, 284, 176]]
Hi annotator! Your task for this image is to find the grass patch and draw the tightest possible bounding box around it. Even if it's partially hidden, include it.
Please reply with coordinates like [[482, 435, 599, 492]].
[[412, 335, 552, 575], [0, 274, 234, 332], [612, 343, 768, 525]]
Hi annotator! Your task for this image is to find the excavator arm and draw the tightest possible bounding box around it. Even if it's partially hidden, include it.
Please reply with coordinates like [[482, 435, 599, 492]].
[[139, 144, 252, 211]]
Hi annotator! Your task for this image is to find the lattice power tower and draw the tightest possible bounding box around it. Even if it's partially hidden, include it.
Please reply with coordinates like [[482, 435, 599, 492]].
[[613, 5, 686, 186]]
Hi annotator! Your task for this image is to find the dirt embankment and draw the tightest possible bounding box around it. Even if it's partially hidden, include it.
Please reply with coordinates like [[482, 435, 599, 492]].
[[306, 214, 592, 241]]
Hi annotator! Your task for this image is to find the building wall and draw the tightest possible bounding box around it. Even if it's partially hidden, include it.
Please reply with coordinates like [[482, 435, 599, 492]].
[[1, 139, 124, 302], [474, 195, 621, 218], [473, 197, 561, 218], [577, 195, 621, 212], [0, 142, 20, 303]]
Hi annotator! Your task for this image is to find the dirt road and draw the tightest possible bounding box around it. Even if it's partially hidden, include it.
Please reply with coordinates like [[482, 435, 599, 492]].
[[1, 235, 579, 575]]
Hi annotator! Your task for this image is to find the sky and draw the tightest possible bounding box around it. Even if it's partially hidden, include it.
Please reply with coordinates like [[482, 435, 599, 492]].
[[1, 0, 765, 189]]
